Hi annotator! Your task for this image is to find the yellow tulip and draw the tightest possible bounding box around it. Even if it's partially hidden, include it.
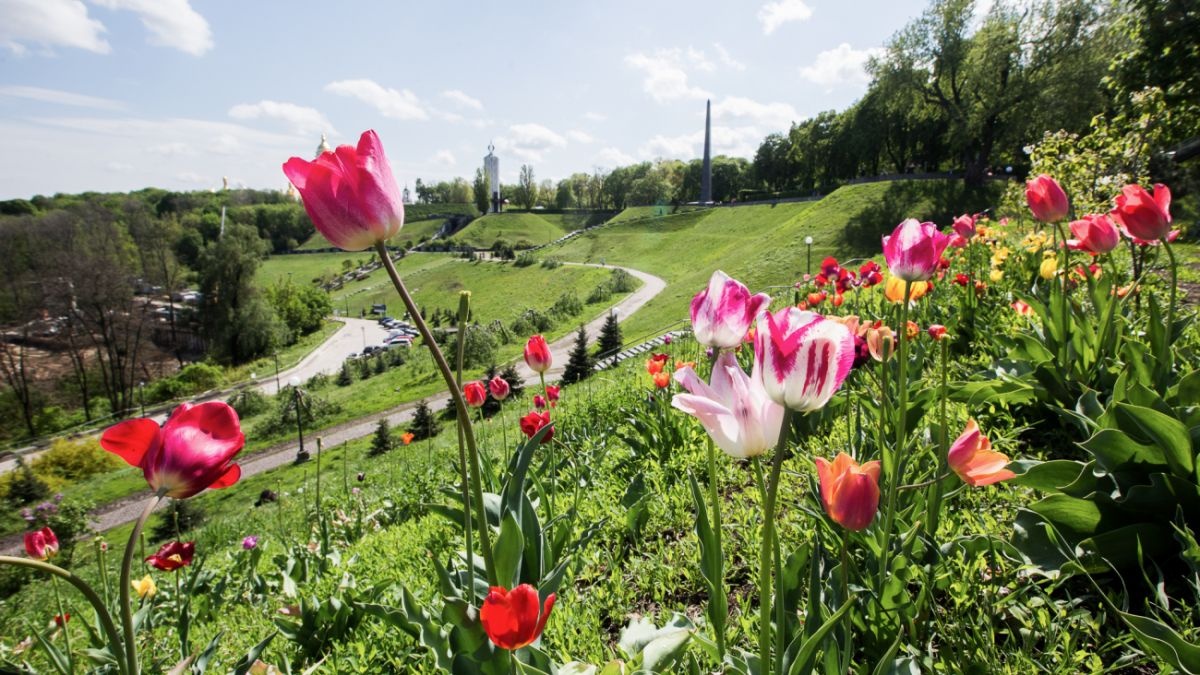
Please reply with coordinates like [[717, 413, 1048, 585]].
[[990, 268, 1004, 282], [1039, 258, 1058, 280], [884, 275, 930, 303], [132, 574, 157, 599]]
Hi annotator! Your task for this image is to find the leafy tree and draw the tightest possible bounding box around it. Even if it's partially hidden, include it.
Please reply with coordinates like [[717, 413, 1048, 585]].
[[409, 400, 440, 441], [473, 168, 490, 213], [197, 223, 285, 364], [598, 312, 622, 357], [267, 279, 332, 343], [369, 418, 394, 456], [562, 324, 592, 384], [555, 180, 574, 209], [517, 164, 537, 210]]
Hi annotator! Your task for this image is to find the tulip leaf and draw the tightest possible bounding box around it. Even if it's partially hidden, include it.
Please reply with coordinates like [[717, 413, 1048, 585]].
[[493, 512, 524, 588], [32, 627, 71, 675], [190, 631, 222, 673], [1113, 403, 1193, 478], [1081, 429, 1169, 474], [1118, 610, 1200, 674], [686, 471, 726, 645], [1009, 459, 1089, 491], [231, 631, 277, 675], [786, 595, 854, 675]]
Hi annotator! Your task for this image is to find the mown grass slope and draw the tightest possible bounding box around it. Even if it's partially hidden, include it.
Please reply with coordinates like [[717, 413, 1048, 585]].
[[449, 212, 573, 248]]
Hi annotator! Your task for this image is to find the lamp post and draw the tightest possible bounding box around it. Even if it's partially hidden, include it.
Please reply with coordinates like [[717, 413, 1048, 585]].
[[361, 326, 366, 351], [804, 236, 814, 276], [274, 349, 281, 394], [291, 376, 310, 464], [138, 381, 146, 417]]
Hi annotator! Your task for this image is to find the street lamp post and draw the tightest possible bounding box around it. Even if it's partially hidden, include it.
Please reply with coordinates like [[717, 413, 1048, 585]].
[[274, 350, 281, 394], [361, 326, 366, 351], [804, 236, 814, 276], [138, 381, 146, 417], [291, 376, 310, 464]]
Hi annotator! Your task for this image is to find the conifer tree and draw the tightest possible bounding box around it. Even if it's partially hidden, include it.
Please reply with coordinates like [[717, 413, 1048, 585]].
[[369, 418, 394, 456], [562, 324, 592, 384], [597, 312, 622, 358], [409, 400, 440, 441], [336, 361, 353, 386]]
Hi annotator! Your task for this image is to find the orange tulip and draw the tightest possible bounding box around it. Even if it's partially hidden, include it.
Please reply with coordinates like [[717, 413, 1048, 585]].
[[948, 419, 1014, 487], [646, 358, 665, 375], [815, 453, 881, 531], [883, 275, 930, 303], [653, 372, 670, 389]]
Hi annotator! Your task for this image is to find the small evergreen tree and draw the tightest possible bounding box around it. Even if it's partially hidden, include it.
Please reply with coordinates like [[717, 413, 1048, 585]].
[[336, 361, 354, 386], [500, 363, 525, 399], [369, 418, 394, 456], [373, 354, 386, 375], [357, 357, 371, 379], [409, 400, 440, 441], [5, 458, 49, 507], [597, 312, 622, 358], [562, 324, 592, 384]]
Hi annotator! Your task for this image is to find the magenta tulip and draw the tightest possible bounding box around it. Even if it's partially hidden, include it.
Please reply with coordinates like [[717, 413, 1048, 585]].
[[881, 219, 951, 282], [951, 213, 977, 240], [1111, 183, 1172, 242], [523, 335, 552, 374], [754, 308, 855, 412], [488, 376, 510, 401], [24, 526, 59, 561], [282, 130, 405, 251], [100, 402, 245, 499], [690, 270, 771, 349], [1066, 214, 1120, 255], [672, 351, 784, 458], [1026, 174, 1070, 223]]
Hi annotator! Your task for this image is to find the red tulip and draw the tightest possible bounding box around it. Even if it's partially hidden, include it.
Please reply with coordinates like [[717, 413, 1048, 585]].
[[24, 526, 59, 561], [882, 219, 952, 282], [1025, 175, 1070, 223], [145, 541, 195, 571], [545, 385, 560, 404], [815, 453, 881, 531], [523, 335, 552, 374], [480, 584, 555, 650], [1011, 300, 1033, 316], [282, 130, 405, 251], [463, 381, 487, 408], [652, 372, 670, 389], [690, 270, 771, 349], [401, 432, 414, 445], [754, 308, 855, 412], [519, 411, 554, 443], [1066, 214, 1120, 255], [54, 613, 70, 627], [533, 394, 547, 409], [948, 419, 1015, 487], [646, 358, 665, 375], [927, 324, 948, 341], [100, 402, 245, 499], [488, 376, 510, 401], [1111, 183, 1172, 242]]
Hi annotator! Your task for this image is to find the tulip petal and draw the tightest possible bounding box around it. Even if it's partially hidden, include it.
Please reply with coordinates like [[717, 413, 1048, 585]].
[[208, 464, 241, 489], [99, 418, 160, 468]]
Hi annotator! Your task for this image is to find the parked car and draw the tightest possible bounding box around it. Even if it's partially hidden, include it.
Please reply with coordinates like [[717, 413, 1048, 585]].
[[362, 345, 380, 355]]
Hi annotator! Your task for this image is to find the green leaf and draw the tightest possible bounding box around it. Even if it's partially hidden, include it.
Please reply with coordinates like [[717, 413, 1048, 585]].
[[1113, 403, 1193, 478], [189, 631, 222, 673], [1009, 459, 1089, 491], [494, 512, 525, 588], [786, 596, 854, 675], [1081, 429, 1168, 473], [232, 631, 277, 675], [1119, 610, 1200, 674]]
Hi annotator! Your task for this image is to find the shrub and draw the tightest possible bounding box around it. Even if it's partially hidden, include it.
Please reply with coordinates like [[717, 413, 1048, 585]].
[[369, 418, 394, 457], [254, 388, 342, 437], [562, 324, 593, 384], [306, 372, 331, 389], [150, 499, 207, 542], [2, 457, 49, 507], [409, 400, 440, 441], [229, 388, 270, 417], [336, 361, 354, 386], [540, 257, 562, 269], [514, 252, 537, 267], [551, 291, 583, 319], [32, 438, 122, 483]]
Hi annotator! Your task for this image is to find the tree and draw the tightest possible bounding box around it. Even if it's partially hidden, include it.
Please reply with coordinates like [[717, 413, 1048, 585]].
[[266, 279, 332, 343], [561, 324, 592, 384], [409, 399, 440, 441], [473, 168, 490, 213], [597, 312, 622, 358], [369, 418, 394, 456], [337, 361, 353, 386], [196, 224, 284, 364], [517, 165, 537, 210]]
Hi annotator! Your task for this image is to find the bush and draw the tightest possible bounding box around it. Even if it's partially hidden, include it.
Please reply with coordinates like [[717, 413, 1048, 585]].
[[337, 361, 354, 386], [514, 252, 537, 267], [369, 418, 394, 457], [551, 291, 583, 319], [150, 499, 207, 541], [229, 388, 270, 417], [31, 438, 122, 483], [408, 400, 440, 441], [306, 372, 331, 389], [254, 387, 342, 437], [540, 257, 562, 269], [145, 362, 226, 404], [2, 457, 50, 507]]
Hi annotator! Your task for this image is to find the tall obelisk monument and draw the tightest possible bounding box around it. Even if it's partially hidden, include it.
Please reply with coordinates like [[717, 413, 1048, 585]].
[[700, 99, 713, 203]]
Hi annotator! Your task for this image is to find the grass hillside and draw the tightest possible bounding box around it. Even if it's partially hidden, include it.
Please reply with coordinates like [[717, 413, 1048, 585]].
[[297, 217, 446, 250], [548, 179, 1005, 339], [449, 212, 573, 248]]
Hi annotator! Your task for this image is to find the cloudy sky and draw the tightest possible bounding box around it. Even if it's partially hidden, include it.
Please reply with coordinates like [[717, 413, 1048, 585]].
[[0, 0, 933, 199]]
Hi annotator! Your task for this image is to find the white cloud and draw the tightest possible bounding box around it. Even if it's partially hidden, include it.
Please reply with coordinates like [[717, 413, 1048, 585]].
[[640, 125, 762, 160], [0, 85, 123, 110], [566, 130, 594, 144], [325, 79, 429, 120], [583, 112, 607, 122], [495, 123, 567, 162], [441, 89, 483, 111], [624, 49, 711, 103], [595, 147, 635, 167], [106, 161, 133, 171], [0, 0, 110, 54], [758, 0, 813, 35], [91, 0, 213, 56], [430, 149, 456, 166], [228, 100, 333, 136], [686, 47, 715, 73], [146, 141, 192, 156], [712, 96, 799, 132], [799, 43, 882, 89], [713, 43, 745, 71]]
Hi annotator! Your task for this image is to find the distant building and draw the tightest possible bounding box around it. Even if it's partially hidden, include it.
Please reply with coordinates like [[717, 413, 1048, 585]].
[[316, 133, 331, 158], [483, 143, 501, 213]]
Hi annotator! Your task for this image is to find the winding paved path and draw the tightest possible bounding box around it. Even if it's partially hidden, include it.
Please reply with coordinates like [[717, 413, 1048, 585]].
[[0, 263, 666, 554]]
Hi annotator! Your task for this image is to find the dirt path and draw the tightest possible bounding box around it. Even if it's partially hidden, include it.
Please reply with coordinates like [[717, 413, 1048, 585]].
[[0, 263, 667, 554]]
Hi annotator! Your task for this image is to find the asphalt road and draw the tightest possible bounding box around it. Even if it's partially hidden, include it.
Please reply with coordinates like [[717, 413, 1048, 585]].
[[0, 263, 667, 553]]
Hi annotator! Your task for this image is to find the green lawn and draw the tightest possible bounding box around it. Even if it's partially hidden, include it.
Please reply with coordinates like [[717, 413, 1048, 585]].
[[448, 212, 573, 248], [296, 217, 447, 251]]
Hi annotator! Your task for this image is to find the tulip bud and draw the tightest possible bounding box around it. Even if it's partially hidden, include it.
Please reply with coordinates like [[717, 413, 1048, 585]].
[[1025, 175, 1069, 223], [480, 584, 556, 650], [463, 381, 487, 408], [523, 335, 552, 374], [882, 219, 952, 282], [815, 453, 881, 531], [928, 324, 947, 341], [690, 270, 771, 349], [488, 376, 511, 401], [948, 419, 1015, 486]]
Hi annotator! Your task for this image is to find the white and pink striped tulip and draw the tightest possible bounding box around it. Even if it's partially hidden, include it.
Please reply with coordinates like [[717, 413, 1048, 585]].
[[690, 270, 771, 349], [754, 308, 855, 412], [672, 351, 784, 458], [882, 219, 952, 282]]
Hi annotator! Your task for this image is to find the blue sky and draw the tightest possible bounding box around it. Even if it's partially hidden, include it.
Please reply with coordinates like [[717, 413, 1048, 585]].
[[0, 0, 937, 199]]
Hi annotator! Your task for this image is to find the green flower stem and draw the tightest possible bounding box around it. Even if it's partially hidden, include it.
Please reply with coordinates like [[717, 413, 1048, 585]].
[[753, 408, 793, 673], [924, 337, 950, 542], [879, 279, 912, 580], [121, 492, 165, 675], [96, 540, 112, 608], [704, 434, 727, 661], [50, 575, 73, 672], [375, 241, 496, 587], [1162, 238, 1178, 363], [1054, 220, 1071, 363], [539, 372, 555, 518], [0, 556, 127, 675], [455, 293, 477, 596]]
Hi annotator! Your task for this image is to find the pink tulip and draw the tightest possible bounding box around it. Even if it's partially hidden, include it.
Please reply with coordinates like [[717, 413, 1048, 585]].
[[882, 219, 952, 282], [1066, 214, 1120, 255], [948, 419, 1015, 487], [100, 402, 245, 499], [672, 351, 784, 458], [1111, 183, 1172, 242], [488, 376, 510, 401], [523, 335, 552, 374], [690, 270, 771, 349], [282, 130, 405, 251], [24, 526, 59, 561], [815, 453, 881, 531], [754, 308, 855, 412], [1025, 175, 1070, 223], [951, 213, 977, 240]]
